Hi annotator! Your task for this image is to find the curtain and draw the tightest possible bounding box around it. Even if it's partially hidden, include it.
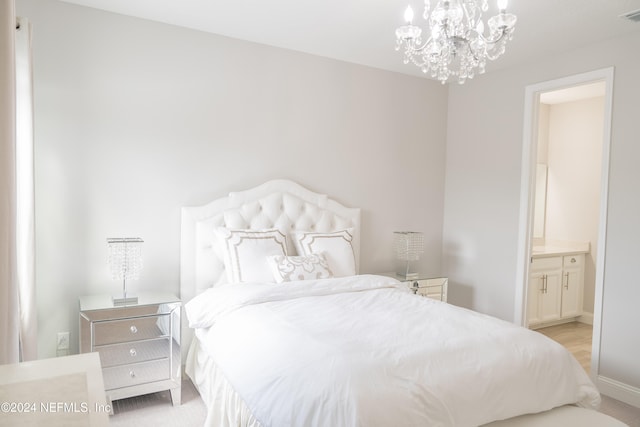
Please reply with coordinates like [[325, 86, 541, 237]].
[[15, 16, 37, 362], [0, 1, 37, 364], [0, 0, 19, 365]]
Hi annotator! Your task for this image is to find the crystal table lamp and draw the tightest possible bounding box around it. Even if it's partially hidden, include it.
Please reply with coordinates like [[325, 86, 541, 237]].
[[394, 231, 424, 279], [107, 237, 143, 306]]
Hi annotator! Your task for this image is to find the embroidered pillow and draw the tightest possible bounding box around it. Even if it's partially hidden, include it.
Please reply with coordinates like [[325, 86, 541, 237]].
[[291, 229, 356, 277], [216, 228, 287, 283], [267, 253, 333, 283]]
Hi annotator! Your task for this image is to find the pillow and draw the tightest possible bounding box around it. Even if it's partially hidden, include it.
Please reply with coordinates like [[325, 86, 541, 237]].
[[216, 228, 288, 283], [291, 229, 356, 277], [267, 253, 334, 283]]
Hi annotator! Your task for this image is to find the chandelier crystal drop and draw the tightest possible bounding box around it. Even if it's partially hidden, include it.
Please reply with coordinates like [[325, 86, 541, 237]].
[[395, 0, 517, 84]]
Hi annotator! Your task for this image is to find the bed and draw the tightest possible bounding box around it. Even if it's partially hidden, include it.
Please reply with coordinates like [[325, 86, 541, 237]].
[[180, 179, 625, 427]]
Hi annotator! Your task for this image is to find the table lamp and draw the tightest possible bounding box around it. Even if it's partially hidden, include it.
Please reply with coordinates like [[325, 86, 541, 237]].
[[394, 231, 424, 280], [107, 237, 143, 306]]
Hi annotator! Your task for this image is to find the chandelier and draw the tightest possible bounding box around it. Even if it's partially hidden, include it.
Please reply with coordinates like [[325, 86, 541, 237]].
[[395, 0, 517, 84]]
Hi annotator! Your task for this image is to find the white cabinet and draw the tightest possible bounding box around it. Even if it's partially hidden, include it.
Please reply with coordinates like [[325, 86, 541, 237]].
[[561, 255, 584, 318], [528, 257, 562, 325], [527, 254, 584, 327]]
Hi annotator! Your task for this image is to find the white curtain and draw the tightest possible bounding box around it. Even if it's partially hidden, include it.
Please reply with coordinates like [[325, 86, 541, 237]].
[[0, 0, 19, 365], [15, 16, 37, 362], [0, 1, 37, 364]]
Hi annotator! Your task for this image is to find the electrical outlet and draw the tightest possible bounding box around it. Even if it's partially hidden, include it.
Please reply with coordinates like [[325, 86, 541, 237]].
[[56, 331, 69, 351]]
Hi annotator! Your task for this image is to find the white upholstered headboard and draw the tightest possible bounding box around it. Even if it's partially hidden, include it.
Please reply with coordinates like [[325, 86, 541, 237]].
[[180, 179, 361, 306]]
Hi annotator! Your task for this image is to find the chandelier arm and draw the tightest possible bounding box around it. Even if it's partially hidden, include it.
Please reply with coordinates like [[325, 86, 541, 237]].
[[462, 27, 507, 49], [477, 28, 508, 45], [485, 45, 507, 61], [399, 43, 429, 68], [404, 35, 435, 54]]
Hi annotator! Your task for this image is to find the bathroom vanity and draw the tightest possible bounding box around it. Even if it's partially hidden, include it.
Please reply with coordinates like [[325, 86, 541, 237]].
[[527, 241, 589, 328]]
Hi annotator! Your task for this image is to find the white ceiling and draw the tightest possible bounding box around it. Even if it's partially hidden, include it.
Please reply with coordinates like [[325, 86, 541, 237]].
[[60, 0, 640, 80]]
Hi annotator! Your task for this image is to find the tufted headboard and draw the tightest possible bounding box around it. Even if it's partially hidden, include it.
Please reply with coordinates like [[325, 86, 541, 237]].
[[179, 179, 361, 356], [180, 179, 361, 306]]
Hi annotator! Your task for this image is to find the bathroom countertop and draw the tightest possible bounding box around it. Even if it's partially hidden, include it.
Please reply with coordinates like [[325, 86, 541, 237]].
[[531, 240, 590, 258]]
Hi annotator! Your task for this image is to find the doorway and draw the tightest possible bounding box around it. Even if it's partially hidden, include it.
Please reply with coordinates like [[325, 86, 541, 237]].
[[514, 68, 614, 382]]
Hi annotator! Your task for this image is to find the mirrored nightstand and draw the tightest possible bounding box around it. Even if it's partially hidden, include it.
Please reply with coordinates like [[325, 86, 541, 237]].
[[381, 273, 448, 302], [79, 292, 181, 410]]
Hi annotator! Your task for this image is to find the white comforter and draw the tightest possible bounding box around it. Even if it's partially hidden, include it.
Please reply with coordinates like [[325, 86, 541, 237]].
[[185, 274, 600, 427]]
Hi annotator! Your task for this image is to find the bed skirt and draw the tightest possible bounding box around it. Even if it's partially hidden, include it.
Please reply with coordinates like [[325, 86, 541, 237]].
[[185, 337, 263, 427]]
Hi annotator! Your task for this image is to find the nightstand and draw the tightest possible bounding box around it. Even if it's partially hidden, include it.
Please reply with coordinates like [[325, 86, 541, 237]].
[[382, 273, 448, 302], [79, 291, 181, 409]]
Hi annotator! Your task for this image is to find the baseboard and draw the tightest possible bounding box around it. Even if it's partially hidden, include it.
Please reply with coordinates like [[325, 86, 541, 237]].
[[529, 317, 579, 329], [597, 375, 640, 408], [578, 312, 594, 325], [529, 313, 594, 329]]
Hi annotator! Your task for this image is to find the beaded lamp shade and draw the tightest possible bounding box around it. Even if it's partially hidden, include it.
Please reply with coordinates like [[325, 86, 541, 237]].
[[394, 231, 424, 279], [107, 237, 143, 306]]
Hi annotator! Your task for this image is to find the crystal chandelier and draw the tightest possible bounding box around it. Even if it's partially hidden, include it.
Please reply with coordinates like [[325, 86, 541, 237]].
[[395, 0, 517, 84]]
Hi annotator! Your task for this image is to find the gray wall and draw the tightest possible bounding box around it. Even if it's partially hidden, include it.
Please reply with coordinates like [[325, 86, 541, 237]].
[[443, 31, 640, 396], [16, 0, 448, 359]]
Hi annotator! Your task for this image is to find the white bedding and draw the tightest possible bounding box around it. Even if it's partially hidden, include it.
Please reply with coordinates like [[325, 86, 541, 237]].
[[185, 274, 601, 427]]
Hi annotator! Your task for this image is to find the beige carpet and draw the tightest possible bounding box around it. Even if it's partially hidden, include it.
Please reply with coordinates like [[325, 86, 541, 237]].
[[110, 378, 639, 427], [109, 378, 206, 426], [601, 395, 640, 427]]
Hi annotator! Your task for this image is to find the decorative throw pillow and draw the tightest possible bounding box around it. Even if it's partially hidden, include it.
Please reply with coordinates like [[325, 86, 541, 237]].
[[216, 228, 288, 283], [267, 253, 334, 283], [291, 229, 356, 277]]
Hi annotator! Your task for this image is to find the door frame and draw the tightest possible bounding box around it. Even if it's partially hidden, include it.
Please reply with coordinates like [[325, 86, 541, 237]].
[[513, 67, 615, 381]]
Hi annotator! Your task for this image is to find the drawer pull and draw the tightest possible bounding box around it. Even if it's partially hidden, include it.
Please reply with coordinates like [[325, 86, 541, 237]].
[[129, 370, 136, 378], [130, 348, 137, 357], [570, 258, 576, 263], [130, 325, 138, 334], [411, 282, 419, 294]]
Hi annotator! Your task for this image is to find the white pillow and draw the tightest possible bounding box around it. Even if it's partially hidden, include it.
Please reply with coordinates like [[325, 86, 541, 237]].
[[291, 229, 356, 277], [216, 228, 288, 283], [267, 253, 334, 283]]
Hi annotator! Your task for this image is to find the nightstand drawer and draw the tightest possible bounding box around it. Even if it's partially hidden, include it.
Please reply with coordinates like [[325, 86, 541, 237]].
[[96, 337, 171, 367], [412, 278, 448, 302], [102, 359, 170, 390], [93, 314, 169, 346], [416, 288, 445, 299]]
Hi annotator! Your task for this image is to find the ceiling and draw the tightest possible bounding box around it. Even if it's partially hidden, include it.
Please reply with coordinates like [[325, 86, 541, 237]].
[[59, 0, 640, 80]]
